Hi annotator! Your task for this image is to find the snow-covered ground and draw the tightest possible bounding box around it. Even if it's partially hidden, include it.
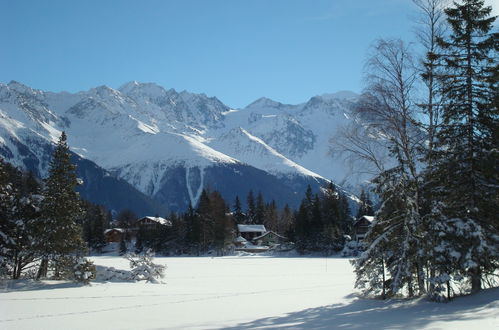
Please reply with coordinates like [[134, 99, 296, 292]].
[[1, 256, 498, 329]]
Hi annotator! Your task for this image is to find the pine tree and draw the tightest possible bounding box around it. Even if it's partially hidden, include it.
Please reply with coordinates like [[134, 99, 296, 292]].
[[246, 190, 256, 224], [321, 183, 342, 249], [279, 204, 293, 236], [197, 189, 215, 251], [0, 161, 41, 278], [264, 200, 279, 232], [255, 191, 266, 225], [356, 189, 375, 218], [35, 132, 85, 279], [233, 196, 245, 224], [428, 0, 498, 294]]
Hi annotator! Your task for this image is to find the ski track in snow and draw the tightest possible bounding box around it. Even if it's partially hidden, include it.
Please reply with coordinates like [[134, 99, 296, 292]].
[[0, 284, 340, 323], [1, 257, 497, 330]]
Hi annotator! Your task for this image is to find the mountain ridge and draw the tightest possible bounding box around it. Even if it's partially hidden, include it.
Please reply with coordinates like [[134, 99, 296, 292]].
[[0, 80, 360, 213]]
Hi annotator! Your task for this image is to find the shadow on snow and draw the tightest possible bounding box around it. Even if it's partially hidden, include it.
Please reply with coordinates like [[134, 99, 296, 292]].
[[224, 288, 499, 330]]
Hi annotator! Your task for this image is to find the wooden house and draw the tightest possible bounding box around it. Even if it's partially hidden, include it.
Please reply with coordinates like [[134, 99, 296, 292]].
[[104, 228, 125, 243], [353, 215, 374, 241]]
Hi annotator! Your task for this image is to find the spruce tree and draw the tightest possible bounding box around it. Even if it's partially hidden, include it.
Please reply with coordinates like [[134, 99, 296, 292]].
[[356, 189, 374, 218], [255, 192, 266, 225], [246, 190, 256, 224], [35, 132, 85, 278], [233, 196, 245, 224], [0, 161, 41, 278], [429, 0, 498, 294]]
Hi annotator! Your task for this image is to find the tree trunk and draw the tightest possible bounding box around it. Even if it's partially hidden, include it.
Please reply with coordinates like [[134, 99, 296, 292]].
[[470, 268, 482, 293], [36, 258, 48, 280], [382, 257, 386, 300]]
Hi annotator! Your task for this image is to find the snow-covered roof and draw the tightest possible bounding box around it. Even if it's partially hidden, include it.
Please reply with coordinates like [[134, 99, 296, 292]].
[[237, 224, 267, 233], [253, 231, 287, 241], [361, 216, 374, 223], [354, 216, 375, 227], [137, 216, 172, 226], [104, 228, 125, 234], [234, 236, 248, 243]]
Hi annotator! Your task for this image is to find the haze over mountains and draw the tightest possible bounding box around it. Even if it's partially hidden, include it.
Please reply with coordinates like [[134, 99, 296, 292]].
[[0, 81, 360, 215]]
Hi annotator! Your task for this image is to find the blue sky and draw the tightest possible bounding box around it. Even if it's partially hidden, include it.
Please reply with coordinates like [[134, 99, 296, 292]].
[[0, 0, 495, 108]]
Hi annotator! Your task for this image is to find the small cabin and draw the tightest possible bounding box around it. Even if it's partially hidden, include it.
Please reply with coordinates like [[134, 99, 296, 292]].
[[237, 224, 267, 241], [353, 215, 374, 241], [104, 228, 125, 243]]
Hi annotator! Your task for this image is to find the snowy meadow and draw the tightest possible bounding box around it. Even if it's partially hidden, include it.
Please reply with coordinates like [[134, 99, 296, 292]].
[[1, 256, 497, 330]]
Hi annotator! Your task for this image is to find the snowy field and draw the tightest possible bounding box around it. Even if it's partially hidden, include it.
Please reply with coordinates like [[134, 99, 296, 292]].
[[1, 256, 498, 330]]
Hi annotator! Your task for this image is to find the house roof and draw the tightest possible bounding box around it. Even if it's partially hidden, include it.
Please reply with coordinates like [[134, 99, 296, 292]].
[[360, 215, 374, 222], [253, 231, 287, 241], [237, 224, 266, 233], [354, 215, 375, 227], [234, 236, 248, 243], [137, 216, 172, 226], [104, 228, 125, 234]]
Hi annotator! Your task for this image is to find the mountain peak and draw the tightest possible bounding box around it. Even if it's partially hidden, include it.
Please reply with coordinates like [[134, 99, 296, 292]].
[[119, 81, 171, 97], [246, 97, 284, 109], [319, 90, 358, 101]]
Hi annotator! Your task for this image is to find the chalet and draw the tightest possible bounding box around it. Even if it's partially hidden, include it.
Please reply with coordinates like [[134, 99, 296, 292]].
[[237, 224, 267, 241], [253, 231, 287, 246], [353, 215, 374, 241], [104, 228, 125, 243], [136, 216, 172, 227]]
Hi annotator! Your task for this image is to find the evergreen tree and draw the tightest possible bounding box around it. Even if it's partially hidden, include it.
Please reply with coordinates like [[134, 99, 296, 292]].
[[197, 189, 215, 251], [184, 202, 201, 254], [321, 183, 342, 249], [233, 196, 245, 224], [35, 132, 85, 279], [82, 202, 107, 252], [255, 191, 266, 225], [356, 189, 374, 218], [246, 190, 256, 224], [428, 0, 498, 295], [210, 191, 234, 255], [116, 209, 137, 241], [0, 161, 41, 279], [264, 200, 279, 232], [279, 204, 293, 236]]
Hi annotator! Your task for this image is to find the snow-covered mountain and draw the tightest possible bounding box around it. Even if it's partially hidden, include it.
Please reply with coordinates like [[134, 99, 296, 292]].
[[0, 81, 359, 214]]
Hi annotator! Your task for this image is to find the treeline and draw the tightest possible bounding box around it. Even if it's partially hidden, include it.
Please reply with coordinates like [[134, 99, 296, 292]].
[[341, 0, 498, 301], [119, 184, 355, 256]]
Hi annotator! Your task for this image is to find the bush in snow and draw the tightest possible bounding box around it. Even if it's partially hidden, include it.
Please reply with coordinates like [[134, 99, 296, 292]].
[[53, 256, 96, 284], [73, 258, 96, 284], [126, 249, 166, 283], [95, 265, 132, 282]]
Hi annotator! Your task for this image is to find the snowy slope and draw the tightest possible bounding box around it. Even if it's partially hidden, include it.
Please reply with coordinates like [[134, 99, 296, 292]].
[[0, 80, 360, 211]]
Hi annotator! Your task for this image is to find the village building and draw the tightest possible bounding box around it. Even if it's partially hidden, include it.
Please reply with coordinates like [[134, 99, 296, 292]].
[[353, 215, 374, 241], [104, 228, 125, 243]]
